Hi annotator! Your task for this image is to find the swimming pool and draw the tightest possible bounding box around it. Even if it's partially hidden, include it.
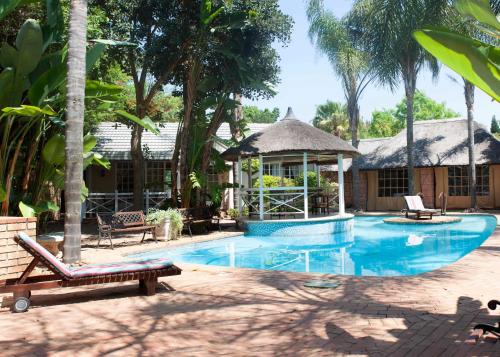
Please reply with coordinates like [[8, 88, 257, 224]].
[[130, 215, 497, 276]]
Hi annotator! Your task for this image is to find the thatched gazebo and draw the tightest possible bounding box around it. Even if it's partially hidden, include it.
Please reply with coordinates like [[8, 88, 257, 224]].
[[221, 107, 360, 221]]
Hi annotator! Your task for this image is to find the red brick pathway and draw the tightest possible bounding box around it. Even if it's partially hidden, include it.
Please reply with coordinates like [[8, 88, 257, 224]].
[[1, 224, 500, 356]]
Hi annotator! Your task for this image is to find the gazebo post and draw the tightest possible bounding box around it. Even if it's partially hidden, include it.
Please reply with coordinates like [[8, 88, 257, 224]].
[[303, 152, 309, 219], [247, 158, 252, 188], [338, 153, 345, 216], [258, 154, 264, 220], [237, 156, 243, 215]]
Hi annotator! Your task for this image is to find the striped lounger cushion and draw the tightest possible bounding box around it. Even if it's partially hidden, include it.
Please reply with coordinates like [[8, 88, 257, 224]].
[[17, 232, 73, 278], [16, 232, 173, 279], [70, 259, 174, 278]]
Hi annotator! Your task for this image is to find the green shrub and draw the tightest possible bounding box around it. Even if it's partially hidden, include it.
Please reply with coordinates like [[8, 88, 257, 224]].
[[253, 175, 295, 188], [227, 208, 240, 220], [294, 171, 324, 188], [146, 208, 184, 239]]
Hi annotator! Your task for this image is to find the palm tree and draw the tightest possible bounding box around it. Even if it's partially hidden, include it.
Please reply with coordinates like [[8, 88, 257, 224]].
[[464, 80, 477, 209], [312, 101, 350, 139], [64, 0, 87, 263], [350, 0, 447, 195], [307, 0, 374, 210]]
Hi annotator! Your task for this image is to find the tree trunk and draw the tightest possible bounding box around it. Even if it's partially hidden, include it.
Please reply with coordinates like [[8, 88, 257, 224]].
[[404, 72, 416, 196], [464, 80, 476, 210], [64, 0, 87, 264], [347, 95, 360, 210], [178, 61, 199, 207], [131, 121, 145, 211], [230, 92, 243, 141], [170, 128, 181, 207]]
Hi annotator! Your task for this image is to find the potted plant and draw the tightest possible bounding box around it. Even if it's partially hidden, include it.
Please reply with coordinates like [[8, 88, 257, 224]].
[[146, 208, 184, 240]]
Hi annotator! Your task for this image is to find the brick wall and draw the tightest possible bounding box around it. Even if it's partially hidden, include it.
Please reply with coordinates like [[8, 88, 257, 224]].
[[0, 217, 37, 280]]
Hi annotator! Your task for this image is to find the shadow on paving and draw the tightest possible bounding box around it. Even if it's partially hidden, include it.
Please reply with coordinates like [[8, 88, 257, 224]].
[[1, 267, 499, 355]]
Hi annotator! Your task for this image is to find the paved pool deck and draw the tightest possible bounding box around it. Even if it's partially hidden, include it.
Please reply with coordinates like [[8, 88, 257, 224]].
[[1, 213, 500, 356]]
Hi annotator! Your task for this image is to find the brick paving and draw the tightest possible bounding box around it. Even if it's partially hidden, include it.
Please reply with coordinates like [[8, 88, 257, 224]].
[[1, 217, 500, 356]]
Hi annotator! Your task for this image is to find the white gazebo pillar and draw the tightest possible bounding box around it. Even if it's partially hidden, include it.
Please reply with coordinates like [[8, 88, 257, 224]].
[[338, 153, 345, 216], [228, 164, 234, 209], [303, 152, 309, 219], [237, 156, 243, 214], [258, 154, 264, 220]]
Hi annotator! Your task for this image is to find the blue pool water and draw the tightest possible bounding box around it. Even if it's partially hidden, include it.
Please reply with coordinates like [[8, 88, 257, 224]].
[[130, 216, 497, 276]]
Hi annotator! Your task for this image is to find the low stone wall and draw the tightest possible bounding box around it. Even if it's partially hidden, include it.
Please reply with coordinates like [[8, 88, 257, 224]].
[[0, 217, 37, 280]]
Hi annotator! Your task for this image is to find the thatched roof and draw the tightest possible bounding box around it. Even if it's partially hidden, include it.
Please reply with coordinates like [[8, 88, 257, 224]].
[[322, 137, 391, 171], [358, 118, 500, 170], [221, 107, 360, 162]]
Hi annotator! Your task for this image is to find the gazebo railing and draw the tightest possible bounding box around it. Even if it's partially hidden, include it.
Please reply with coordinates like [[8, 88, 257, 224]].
[[240, 187, 334, 217], [241, 187, 305, 216]]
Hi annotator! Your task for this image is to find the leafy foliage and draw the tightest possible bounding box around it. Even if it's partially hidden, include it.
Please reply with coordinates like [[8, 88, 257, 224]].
[[146, 208, 184, 239], [311, 101, 349, 139], [491, 115, 500, 134], [413, 0, 500, 101], [242, 105, 279, 123], [367, 91, 459, 137]]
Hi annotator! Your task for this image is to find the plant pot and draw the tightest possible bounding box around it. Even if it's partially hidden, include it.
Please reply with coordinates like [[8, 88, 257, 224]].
[[155, 219, 171, 241]]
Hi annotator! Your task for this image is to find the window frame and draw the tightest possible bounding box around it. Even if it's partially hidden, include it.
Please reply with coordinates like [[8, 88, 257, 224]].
[[116, 161, 134, 193], [377, 168, 408, 198], [448, 165, 490, 197]]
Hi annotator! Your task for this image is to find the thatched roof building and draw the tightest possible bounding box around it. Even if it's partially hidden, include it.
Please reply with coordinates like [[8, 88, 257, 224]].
[[358, 118, 500, 170], [221, 107, 360, 162]]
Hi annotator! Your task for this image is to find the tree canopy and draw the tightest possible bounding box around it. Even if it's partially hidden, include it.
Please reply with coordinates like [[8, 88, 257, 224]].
[[243, 106, 280, 123], [367, 91, 459, 138], [311, 101, 349, 139], [492, 115, 500, 136]]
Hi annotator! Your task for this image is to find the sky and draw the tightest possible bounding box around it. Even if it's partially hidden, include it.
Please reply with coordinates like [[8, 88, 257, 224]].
[[250, 0, 499, 129]]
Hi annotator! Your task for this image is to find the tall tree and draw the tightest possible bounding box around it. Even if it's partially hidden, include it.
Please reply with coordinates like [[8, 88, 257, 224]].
[[491, 115, 500, 134], [350, 0, 447, 195], [307, 0, 374, 210], [64, 0, 88, 263], [91, 0, 187, 209], [175, 0, 292, 207], [464, 80, 477, 209], [311, 101, 350, 139]]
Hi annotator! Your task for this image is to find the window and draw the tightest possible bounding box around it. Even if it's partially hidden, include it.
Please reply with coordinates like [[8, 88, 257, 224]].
[[116, 162, 134, 192], [283, 165, 300, 179], [448, 165, 489, 196], [263, 163, 280, 176], [146, 161, 170, 192], [207, 166, 219, 187], [378, 168, 408, 197]]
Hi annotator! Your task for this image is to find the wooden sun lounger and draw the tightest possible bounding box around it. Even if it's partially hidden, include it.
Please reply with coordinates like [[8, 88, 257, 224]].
[[403, 195, 440, 220], [0, 232, 181, 313]]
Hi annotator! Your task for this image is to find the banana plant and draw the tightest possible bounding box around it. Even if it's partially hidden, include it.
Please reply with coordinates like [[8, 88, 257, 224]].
[[0, 13, 155, 216], [19, 132, 111, 217], [413, 0, 500, 102]]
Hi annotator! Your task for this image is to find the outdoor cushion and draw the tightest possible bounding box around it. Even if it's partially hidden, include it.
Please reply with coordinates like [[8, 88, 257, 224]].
[[17, 232, 174, 280], [404, 196, 426, 210], [69, 258, 174, 278], [16, 232, 73, 279]]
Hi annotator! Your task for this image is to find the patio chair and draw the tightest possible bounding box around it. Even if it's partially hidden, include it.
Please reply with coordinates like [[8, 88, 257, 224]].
[[402, 195, 439, 220], [0, 232, 181, 313]]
